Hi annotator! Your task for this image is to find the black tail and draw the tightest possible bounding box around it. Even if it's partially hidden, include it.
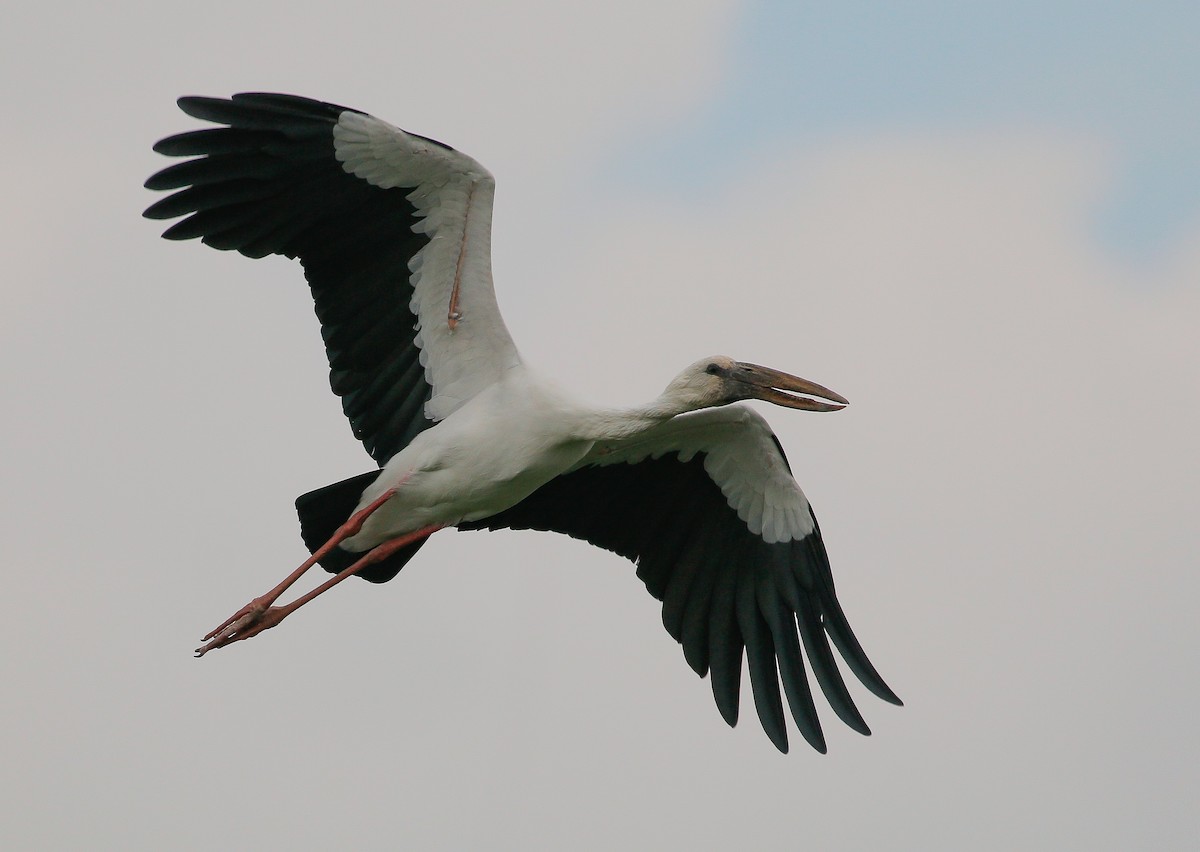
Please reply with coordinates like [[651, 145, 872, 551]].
[[295, 472, 427, 584]]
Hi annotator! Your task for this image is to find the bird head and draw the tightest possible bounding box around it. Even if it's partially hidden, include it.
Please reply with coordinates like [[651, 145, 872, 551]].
[[664, 355, 849, 413]]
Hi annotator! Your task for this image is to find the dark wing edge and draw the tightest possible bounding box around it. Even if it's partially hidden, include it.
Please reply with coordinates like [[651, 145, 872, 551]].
[[458, 452, 902, 754], [143, 93, 435, 465]]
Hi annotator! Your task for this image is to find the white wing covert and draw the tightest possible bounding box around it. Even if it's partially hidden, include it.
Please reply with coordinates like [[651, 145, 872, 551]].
[[579, 406, 815, 544], [333, 111, 521, 420]]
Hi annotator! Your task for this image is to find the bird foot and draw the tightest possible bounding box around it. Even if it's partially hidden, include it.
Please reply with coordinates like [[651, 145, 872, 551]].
[[195, 598, 290, 657]]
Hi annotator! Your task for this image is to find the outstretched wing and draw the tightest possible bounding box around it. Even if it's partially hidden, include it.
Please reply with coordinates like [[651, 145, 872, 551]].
[[144, 93, 521, 465], [460, 406, 901, 753]]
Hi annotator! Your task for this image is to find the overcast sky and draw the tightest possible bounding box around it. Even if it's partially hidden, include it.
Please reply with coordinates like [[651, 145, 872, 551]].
[[2, 2, 1197, 849]]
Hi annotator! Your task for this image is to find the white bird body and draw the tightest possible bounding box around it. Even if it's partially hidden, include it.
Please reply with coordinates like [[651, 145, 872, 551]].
[[349, 356, 825, 551], [145, 93, 900, 753], [348, 366, 595, 548]]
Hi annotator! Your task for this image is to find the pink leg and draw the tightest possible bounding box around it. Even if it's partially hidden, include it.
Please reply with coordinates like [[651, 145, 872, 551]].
[[194, 486, 438, 656], [198, 488, 398, 644]]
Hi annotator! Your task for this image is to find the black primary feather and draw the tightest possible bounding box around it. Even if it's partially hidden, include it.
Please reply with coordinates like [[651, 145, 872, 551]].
[[459, 450, 902, 752], [144, 93, 437, 467]]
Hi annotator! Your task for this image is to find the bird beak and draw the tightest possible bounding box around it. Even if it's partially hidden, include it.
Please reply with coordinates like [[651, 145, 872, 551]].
[[732, 362, 849, 411]]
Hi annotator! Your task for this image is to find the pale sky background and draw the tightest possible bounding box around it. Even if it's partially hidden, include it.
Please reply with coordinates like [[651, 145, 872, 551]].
[[2, 1, 1197, 849]]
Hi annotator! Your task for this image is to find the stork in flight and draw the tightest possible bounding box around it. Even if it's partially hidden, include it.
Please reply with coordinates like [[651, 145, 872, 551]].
[[144, 93, 900, 753]]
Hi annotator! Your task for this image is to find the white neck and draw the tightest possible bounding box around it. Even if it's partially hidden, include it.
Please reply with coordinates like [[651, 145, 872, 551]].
[[578, 393, 697, 444]]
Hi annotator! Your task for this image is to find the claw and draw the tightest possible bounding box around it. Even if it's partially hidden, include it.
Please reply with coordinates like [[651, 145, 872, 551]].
[[195, 603, 288, 657], [202, 598, 268, 642], [193, 487, 408, 657], [193, 517, 442, 659]]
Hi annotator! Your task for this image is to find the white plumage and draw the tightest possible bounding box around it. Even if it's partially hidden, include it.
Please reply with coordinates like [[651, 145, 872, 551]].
[[581, 404, 814, 543], [335, 109, 519, 420], [144, 93, 900, 753]]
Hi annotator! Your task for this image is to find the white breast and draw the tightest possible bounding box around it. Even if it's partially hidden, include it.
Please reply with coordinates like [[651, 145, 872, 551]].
[[343, 369, 592, 549]]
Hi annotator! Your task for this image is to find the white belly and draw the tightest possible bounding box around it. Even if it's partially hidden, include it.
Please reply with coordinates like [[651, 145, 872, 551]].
[[342, 373, 592, 551]]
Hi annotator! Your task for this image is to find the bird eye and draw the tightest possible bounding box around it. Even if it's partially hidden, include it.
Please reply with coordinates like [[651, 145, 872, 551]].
[[705, 363, 721, 375]]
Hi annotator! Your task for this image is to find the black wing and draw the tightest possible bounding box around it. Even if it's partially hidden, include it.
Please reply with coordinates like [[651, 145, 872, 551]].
[[460, 451, 902, 753], [144, 93, 434, 465]]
